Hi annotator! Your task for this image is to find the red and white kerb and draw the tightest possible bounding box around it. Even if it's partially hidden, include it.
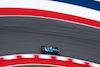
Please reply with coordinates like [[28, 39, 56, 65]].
[[0, 54, 99, 67]]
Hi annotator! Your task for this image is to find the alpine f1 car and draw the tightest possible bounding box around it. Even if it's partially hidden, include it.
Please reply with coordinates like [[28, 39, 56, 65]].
[[41, 46, 60, 55]]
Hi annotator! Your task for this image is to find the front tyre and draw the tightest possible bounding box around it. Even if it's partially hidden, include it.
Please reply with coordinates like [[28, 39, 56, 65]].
[[54, 47, 58, 49], [53, 51, 59, 55]]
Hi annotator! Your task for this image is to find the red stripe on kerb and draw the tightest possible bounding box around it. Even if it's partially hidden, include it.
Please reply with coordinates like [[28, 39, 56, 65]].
[[0, 8, 100, 27], [0, 56, 91, 67]]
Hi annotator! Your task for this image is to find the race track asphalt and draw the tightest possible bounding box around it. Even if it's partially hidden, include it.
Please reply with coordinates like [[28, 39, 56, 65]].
[[0, 16, 100, 63]]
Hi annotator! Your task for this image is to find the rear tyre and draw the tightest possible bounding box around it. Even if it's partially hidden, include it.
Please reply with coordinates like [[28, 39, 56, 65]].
[[41, 50, 47, 54], [41, 46, 47, 54], [41, 46, 45, 52]]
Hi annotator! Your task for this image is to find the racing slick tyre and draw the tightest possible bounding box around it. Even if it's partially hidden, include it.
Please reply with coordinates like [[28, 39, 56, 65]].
[[41, 46, 45, 52], [54, 47, 58, 50], [41, 46, 47, 54], [42, 51, 47, 54], [53, 51, 59, 55]]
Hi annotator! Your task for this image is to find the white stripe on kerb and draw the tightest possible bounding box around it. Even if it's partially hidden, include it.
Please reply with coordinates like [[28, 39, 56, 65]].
[[56, 56, 68, 61], [21, 54, 34, 58], [90, 63, 100, 67], [0, 0, 100, 22], [73, 59, 85, 64], [39, 54, 51, 59], [3, 55, 17, 60]]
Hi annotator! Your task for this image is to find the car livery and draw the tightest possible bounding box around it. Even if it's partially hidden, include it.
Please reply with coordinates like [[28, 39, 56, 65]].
[[41, 46, 60, 55]]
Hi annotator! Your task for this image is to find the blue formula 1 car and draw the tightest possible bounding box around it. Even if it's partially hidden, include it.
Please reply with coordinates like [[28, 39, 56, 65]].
[[41, 46, 60, 55]]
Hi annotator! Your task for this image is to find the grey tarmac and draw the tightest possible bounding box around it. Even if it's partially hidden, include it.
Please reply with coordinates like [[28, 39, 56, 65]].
[[0, 16, 100, 63]]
